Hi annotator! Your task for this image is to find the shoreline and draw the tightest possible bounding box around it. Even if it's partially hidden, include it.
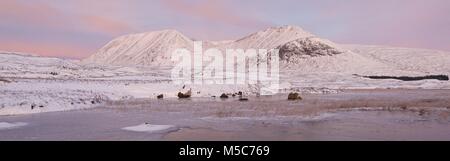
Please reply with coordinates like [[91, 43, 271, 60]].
[[1, 88, 450, 117]]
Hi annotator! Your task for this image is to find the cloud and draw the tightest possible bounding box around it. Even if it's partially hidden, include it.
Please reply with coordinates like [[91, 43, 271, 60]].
[[0, 0, 133, 36], [0, 0, 67, 27], [81, 15, 134, 36], [0, 0, 135, 58], [305, 0, 450, 50], [162, 0, 272, 29], [1, 0, 449, 59], [0, 40, 94, 59]]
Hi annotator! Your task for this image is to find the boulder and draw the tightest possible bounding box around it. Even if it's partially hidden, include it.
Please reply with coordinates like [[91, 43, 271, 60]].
[[239, 98, 249, 101], [178, 89, 192, 98], [288, 92, 303, 100], [220, 93, 229, 99]]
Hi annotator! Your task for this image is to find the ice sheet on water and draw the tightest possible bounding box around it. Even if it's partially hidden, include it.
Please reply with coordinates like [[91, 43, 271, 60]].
[[0, 122, 27, 130], [122, 123, 178, 133]]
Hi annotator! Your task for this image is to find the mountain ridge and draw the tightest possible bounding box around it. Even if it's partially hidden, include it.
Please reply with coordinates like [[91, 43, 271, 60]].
[[82, 25, 346, 66]]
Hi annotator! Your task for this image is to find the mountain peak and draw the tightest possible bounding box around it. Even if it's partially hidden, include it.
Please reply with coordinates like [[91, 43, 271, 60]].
[[131, 29, 186, 38], [260, 25, 310, 35], [153, 29, 183, 35], [232, 25, 315, 49], [269, 25, 304, 31], [82, 28, 194, 66]]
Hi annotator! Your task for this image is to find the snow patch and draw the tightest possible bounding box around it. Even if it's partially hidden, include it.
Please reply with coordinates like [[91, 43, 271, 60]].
[[122, 123, 178, 133], [0, 122, 27, 130]]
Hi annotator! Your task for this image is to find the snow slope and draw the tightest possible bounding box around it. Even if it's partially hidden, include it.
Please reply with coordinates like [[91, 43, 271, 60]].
[[343, 44, 450, 76], [230, 25, 315, 49], [0, 51, 80, 78], [82, 30, 194, 66]]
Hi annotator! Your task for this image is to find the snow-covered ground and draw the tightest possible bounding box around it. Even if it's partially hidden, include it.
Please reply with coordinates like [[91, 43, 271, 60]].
[[1, 26, 450, 115], [1, 47, 449, 115], [0, 52, 261, 115]]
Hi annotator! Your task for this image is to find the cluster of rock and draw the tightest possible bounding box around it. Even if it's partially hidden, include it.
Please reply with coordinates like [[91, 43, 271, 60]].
[[157, 90, 301, 102], [216, 91, 248, 101], [278, 38, 343, 63], [30, 103, 45, 110]]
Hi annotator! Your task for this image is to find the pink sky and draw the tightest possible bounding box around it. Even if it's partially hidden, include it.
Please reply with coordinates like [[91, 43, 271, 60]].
[[0, 0, 449, 59]]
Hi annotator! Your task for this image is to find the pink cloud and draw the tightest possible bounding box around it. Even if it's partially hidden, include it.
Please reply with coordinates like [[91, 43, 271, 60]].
[[0, 0, 133, 36], [81, 15, 134, 36], [0, 40, 94, 59], [0, 0, 135, 58]]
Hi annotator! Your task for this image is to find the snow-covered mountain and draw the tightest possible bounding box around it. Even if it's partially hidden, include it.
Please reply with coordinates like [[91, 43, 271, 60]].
[[83, 30, 194, 66], [83, 26, 347, 67], [343, 44, 450, 76], [230, 25, 315, 49], [0, 51, 81, 78]]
